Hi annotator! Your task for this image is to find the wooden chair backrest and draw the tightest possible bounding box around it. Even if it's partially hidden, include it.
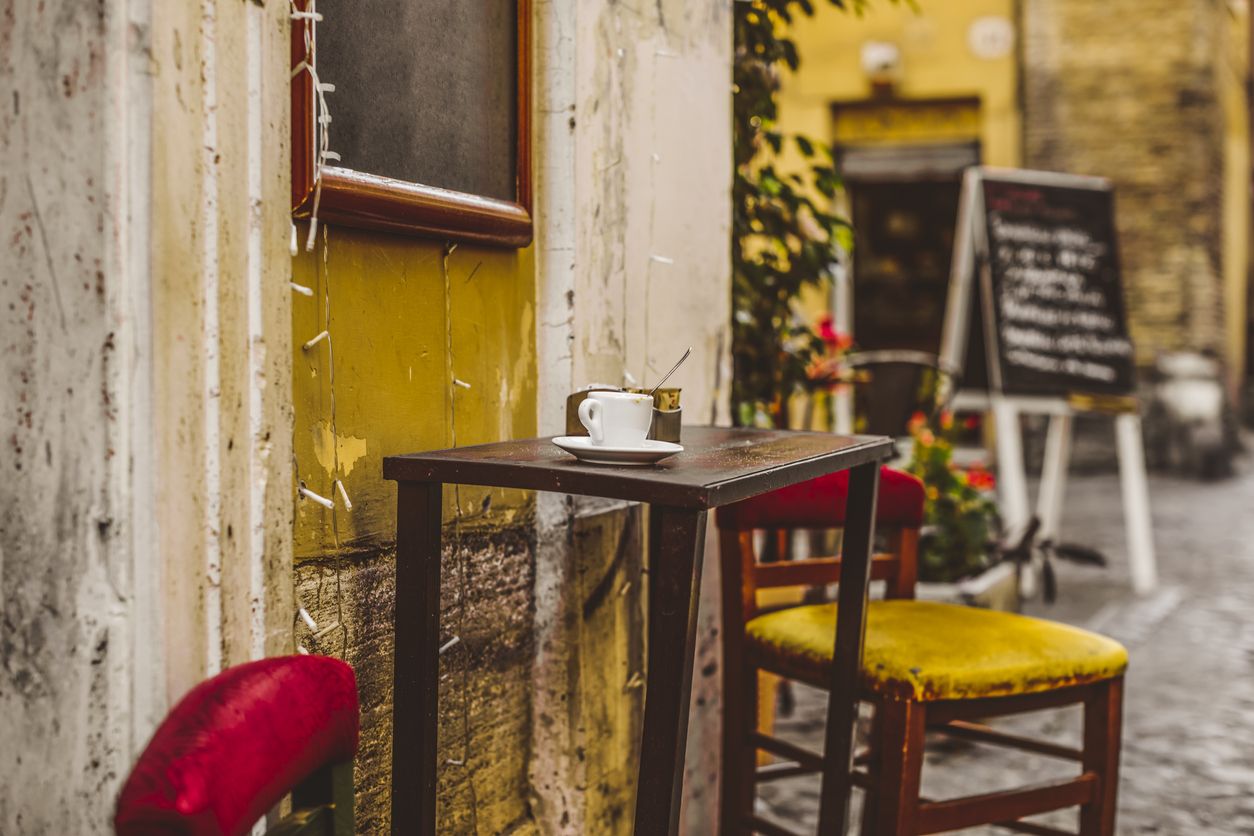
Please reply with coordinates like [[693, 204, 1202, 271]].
[[719, 523, 920, 627], [717, 468, 922, 624], [844, 349, 960, 437]]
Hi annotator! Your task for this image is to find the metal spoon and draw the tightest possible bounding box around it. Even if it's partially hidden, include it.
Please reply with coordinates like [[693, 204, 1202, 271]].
[[649, 347, 692, 396]]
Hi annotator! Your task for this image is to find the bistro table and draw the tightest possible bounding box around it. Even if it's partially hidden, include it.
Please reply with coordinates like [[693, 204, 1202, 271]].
[[383, 426, 894, 836]]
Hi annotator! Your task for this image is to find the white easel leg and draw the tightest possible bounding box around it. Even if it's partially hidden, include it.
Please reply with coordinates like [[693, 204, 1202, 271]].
[[1115, 412, 1158, 594], [993, 398, 1032, 534], [1037, 413, 1073, 541], [833, 388, 854, 435]]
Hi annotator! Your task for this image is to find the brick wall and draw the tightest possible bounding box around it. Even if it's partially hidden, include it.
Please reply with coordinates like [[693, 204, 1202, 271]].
[[1022, 0, 1230, 363]]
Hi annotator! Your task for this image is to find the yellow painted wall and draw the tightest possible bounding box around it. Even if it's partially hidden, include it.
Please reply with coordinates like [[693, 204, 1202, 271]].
[[290, 226, 537, 832], [782, 0, 1251, 390], [775, 1, 1018, 426], [292, 230, 536, 558]]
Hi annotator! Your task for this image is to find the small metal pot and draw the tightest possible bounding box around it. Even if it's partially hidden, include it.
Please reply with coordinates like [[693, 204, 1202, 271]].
[[626, 387, 682, 443]]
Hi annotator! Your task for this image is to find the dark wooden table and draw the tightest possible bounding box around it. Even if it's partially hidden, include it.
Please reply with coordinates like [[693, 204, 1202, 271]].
[[383, 426, 894, 835]]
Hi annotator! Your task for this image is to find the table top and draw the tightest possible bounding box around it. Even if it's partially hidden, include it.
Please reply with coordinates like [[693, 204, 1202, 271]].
[[383, 426, 894, 509]]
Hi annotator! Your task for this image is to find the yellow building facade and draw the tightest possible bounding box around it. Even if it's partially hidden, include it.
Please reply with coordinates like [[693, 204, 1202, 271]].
[[780, 0, 1251, 395], [781, 1, 1019, 165]]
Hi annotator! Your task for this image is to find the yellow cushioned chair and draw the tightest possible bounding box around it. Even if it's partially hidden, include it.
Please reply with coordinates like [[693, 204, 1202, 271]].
[[717, 468, 1127, 836]]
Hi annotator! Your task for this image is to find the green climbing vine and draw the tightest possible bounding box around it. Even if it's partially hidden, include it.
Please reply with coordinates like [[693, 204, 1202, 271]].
[[732, 0, 866, 426]]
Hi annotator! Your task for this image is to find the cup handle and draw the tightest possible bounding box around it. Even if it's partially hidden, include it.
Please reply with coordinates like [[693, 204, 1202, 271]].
[[578, 398, 604, 444]]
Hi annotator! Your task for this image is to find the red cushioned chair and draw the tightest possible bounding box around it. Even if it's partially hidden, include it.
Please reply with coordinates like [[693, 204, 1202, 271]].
[[717, 467, 1127, 836], [115, 655, 359, 836], [718, 466, 926, 600]]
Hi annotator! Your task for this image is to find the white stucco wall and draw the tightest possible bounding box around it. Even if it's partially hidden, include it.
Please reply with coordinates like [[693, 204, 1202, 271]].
[[1, 2, 146, 827], [0, 0, 293, 829], [533, 0, 733, 832]]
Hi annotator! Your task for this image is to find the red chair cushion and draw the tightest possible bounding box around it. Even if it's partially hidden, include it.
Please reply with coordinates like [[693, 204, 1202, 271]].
[[716, 466, 925, 531], [115, 655, 359, 836]]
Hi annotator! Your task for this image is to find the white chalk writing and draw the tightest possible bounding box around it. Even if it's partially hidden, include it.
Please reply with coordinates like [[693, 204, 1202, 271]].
[[986, 199, 1132, 388]]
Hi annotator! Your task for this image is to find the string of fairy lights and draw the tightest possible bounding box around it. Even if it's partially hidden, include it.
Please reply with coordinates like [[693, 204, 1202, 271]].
[[286, 2, 471, 779], [290, 0, 347, 659]]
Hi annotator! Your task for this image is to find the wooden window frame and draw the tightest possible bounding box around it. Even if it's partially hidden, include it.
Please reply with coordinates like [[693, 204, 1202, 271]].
[[290, 0, 533, 248]]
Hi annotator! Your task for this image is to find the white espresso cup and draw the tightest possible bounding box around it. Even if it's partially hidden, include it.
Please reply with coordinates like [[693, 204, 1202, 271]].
[[578, 391, 654, 447]]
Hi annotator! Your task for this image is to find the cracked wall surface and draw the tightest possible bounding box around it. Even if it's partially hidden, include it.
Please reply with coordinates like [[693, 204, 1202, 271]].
[[290, 0, 731, 831], [2, 0, 732, 831]]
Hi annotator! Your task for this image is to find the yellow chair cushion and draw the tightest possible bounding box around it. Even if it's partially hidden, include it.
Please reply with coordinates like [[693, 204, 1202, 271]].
[[745, 600, 1127, 701]]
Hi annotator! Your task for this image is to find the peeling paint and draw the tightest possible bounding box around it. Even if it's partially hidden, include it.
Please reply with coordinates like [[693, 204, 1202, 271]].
[[312, 422, 368, 477]]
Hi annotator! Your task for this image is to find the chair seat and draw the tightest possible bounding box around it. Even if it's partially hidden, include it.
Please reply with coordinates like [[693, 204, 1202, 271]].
[[746, 600, 1127, 701]]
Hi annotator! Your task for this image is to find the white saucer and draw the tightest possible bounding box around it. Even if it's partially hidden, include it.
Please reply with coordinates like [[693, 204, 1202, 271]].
[[552, 436, 683, 466]]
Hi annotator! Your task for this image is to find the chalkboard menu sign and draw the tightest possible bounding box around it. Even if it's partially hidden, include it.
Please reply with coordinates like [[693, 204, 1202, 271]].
[[942, 169, 1136, 398], [939, 170, 1158, 590]]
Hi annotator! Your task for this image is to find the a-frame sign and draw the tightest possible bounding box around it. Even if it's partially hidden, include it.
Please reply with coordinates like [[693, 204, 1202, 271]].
[[940, 167, 1157, 593]]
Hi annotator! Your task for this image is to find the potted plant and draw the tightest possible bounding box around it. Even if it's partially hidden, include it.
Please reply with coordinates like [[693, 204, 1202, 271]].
[[903, 412, 1020, 609]]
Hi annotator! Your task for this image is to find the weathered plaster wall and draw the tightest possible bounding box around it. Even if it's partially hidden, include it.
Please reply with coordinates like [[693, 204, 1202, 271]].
[[290, 233, 538, 833], [1, 0, 293, 830], [1, 2, 133, 828], [533, 0, 733, 833], [148, 0, 295, 682], [293, 0, 731, 831], [570, 1, 734, 413]]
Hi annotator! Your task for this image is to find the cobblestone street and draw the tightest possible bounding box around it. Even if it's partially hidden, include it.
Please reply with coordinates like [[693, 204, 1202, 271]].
[[757, 452, 1254, 834]]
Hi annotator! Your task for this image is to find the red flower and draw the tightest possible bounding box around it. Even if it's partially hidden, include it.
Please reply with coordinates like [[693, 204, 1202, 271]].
[[816, 315, 852, 352], [963, 414, 981, 431], [907, 411, 928, 434], [965, 466, 996, 491]]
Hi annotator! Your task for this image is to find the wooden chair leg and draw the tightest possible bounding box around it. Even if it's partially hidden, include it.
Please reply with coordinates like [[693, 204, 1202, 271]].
[[871, 699, 925, 836], [1080, 677, 1123, 836], [858, 701, 883, 836], [719, 661, 759, 835], [720, 529, 757, 835], [756, 671, 780, 767]]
